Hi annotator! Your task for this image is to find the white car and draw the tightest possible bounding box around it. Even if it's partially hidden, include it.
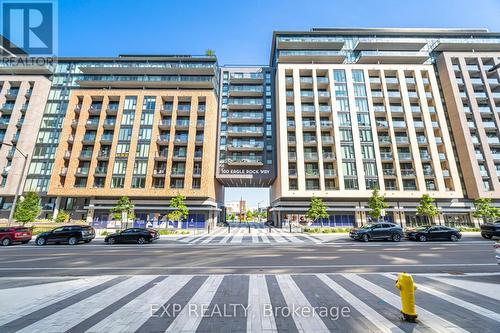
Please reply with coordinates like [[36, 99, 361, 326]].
[[495, 241, 500, 265]]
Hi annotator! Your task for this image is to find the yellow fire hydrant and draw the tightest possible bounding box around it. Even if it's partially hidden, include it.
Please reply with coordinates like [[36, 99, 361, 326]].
[[395, 272, 418, 322]]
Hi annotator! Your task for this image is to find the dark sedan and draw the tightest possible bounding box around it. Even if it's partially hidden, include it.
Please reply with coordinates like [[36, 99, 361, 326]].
[[349, 223, 404, 242], [405, 226, 461, 242], [105, 228, 159, 244], [35, 225, 95, 246]]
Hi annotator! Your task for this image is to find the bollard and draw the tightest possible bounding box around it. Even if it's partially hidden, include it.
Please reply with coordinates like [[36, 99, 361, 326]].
[[289, 223, 292, 233], [248, 223, 251, 233], [269, 225, 271, 233], [208, 225, 210, 234], [395, 272, 418, 322], [228, 224, 231, 233]]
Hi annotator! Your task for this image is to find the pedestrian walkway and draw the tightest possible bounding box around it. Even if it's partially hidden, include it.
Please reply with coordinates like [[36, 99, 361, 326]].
[[0, 273, 498, 332], [175, 222, 324, 245]]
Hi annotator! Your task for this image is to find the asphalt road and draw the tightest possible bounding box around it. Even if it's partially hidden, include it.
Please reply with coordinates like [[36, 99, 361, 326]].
[[0, 237, 498, 276]]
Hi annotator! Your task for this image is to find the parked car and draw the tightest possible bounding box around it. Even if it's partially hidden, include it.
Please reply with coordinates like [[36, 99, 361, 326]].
[[104, 228, 159, 244], [480, 221, 500, 239], [0, 226, 32, 246], [349, 223, 404, 242], [495, 241, 500, 265], [35, 225, 95, 246], [405, 225, 461, 242]]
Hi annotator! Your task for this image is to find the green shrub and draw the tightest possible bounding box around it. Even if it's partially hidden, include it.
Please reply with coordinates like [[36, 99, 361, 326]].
[[304, 227, 352, 234], [458, 227, 480, 232], [100, 230, 109, 236]]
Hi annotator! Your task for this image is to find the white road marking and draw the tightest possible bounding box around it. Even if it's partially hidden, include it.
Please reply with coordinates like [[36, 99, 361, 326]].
[[317, 274, 407, 333], [275, 274, 330, 332], [165, 275, 223, 332], [0, 276, 113, 326], [16, 276, 156, 333], [426, 275, 500, 301], [86, 275, 192, 333], [247, 274, 278, 332]]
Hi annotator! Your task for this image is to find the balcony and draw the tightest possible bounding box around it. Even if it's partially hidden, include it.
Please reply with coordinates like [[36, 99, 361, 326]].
[[439, 153, 447, 160], [153, 169, 166, 177], [157, 119, 171, 129], [373, 105, 386, 113], [304, 152, 318, 160], [227, 126, 264, 137], [286, 105, 295, 113], [321, 137, 334, 145], [106, 105, 119, 115], [103, 119, 116, 129], [442, 170, 451, 177], [303, 137, 317, 145], [88, 105, 102, 115], [155, 151, 168, 161], [289, 169, 297, 177], [493, 154, 500, 160], [398, 152, 412, 160], [196, 120, 204, 128], [317, 91, 330, 99], [75, 167, 90, 177], [320, 120, 333, 127], [380, 153, 393, 160], [228, 112, 264, 123], [305, 169, 320, 177], [63, 151, 71, 160], [229, 72, 264, 84], [176, 107, 191, 115], [193, 168, 202, 176], [228, 85, 263, 97], [414, 121, 425, 128], [227, 98, 263, 110], [324, 169, 336, 177], [0, 104, 14, 113], [483, 122, 497, 129], [82, 135, 96, 145], [300, 77, 313, 85], [170, 169, 186, 177], [6, 149, 15, 159], [74, 105, 82, 114], [5, 89, 18, 99], [376, 120, 388, 128], [227, 142, 264, 151], [20, 104, 28, 113], [175, 120, 190, 129], [172, 153, 187, 161], [160, 105, 173, 115], [383, 169, 395, 176], [319, 105, 332, 113], [226, 156, 263, 166], [423, 168, 433, 176], [59, 167, 67, 176], [435, 137, 443, 144], [287, 121, 295, 127], [85, 120, 99, 130], [79, 151, 93, 160], [100, 135, 113, 144], [420, 153, 431, 160], [174, 137, 189, 145], [395, 137, 409, 144], [488, 137, 500, 144], [157, 135, 170, 145], [323, 152, 335, 161], [392, 121, 407, 128], [198, 106, 206, 114], [428, 106, 436, 114], [478, 107, 491, 113], [278, 50, 346, 63], [97, 151, 110, 160], [11, 134, 19, 143], [401, 169, 415, 177], [387, 91, 401, 99], [302, 121, 316, 130], [67, 135, 74, 144], [288, 152, 296, 160], [301, 106, 316, 113]]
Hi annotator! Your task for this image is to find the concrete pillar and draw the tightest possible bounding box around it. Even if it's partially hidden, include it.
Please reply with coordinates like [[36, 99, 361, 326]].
[[86, 208, 94, 224], [52, 196, 61, 221]]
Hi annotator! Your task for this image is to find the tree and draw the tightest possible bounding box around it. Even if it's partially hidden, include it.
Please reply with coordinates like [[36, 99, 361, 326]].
[[229, 213, 236, 222], [246, 210, 254, 222], [55, 210, 70, 223], [205, 49, 216, 56], [167, 194, 189, 226], [473, 198, 500, 224], [416, 194, 439, 225], [306, 196, 329, 228], [13, 191, 41, 224], [110, 196, 134, 221], [368, 189, 389, 222]]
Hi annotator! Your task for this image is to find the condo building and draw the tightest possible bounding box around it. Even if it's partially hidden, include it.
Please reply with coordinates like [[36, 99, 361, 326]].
[[269, 28, 500, 227], [0, 28, 499, 228], [216, 66, 276, 187], [0, 68, 51, 218], [437, 53, 500, 198]]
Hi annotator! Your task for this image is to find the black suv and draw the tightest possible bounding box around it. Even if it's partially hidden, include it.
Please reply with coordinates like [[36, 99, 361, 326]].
[[349, 223, 404, 242], [35, 225, 95, 246], [480, 221, 500, 239], [105, 228, 159, 244]]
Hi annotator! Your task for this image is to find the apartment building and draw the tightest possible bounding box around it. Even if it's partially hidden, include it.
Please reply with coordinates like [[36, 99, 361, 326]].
[[216, 67, 276, 187], [269, 28, 500, 227], [438, 53, 500, 199], [0, 69, 51, 218]]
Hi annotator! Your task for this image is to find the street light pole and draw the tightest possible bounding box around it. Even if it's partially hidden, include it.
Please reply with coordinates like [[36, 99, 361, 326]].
[[257, 200, 264, 223], [3, 143, 29, 226], [488, 63, 500, 72]]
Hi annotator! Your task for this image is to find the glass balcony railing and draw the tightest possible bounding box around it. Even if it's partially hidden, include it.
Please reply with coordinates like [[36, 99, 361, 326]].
[[229, 85, 264, 93], [227, 98, 263, 106], [226, 156, 263, 163], [304, 152, 318, 159], [228, 126, 263, 134], [230, 142, 264, 149], [229, 112, 263, 119], [398, 152, 412, 160]]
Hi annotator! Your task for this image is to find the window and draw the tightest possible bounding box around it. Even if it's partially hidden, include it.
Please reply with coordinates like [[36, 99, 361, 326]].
[[118, 127, 132, 141], [340, 129, 353, 142], [142, 96, 156, 110], [133, 160, 147, 175], [355, 98, 369, 112], [136, 144, 149, 158], [353, 85, 367, 97], [113, 160, 127, 175], [192, 178, 201, 189], [124, 96, 137, 110], [138, 128, 152, 140], [364, 162, 378, 176], [359, 129, 373, 142], [116, 143, 130, 157], [342, 162, 357, 176], [334, 84, 348, 96], [361, 145, 375, 159], [333, 69, 346, 82], [111, 176, 125, 188], [131, 177, 145, 188], [352, 70, 365, 83], [336, 98, 349, 112], [338, 113, 351, 126], [344, 178, 358, 190], [341, 145, 355, 159], [140, 112, 154, 125]]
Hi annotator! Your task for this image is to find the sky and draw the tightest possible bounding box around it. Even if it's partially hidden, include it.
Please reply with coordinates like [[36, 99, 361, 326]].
[[56, 0, 500, 207]]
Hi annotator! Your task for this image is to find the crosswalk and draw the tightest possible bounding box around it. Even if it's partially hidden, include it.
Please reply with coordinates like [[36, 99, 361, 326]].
[[176, 224, 324, 245], [1, 272, 499, 332]]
